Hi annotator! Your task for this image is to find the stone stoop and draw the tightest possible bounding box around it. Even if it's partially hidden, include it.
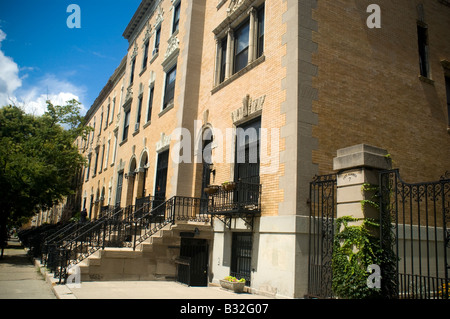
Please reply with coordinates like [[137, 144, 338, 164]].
[[78, 220, 213, 282]]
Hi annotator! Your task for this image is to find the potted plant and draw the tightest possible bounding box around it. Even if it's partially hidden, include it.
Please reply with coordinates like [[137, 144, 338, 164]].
[[219, 276, 246, 293], [204, 185, 220, 195], [222, 181, 236, 191]]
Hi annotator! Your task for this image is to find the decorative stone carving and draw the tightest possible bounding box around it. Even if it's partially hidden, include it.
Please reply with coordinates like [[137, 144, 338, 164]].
[[155, 4, 164, 27], [130, 42, 138, 60], [164, 35, 180, 61], [231, 94, 265, 123], [125, 86, 133, 103], [156, 132, 171, 152], [227, 0, 246, 15], [143, 22, 152, 44]]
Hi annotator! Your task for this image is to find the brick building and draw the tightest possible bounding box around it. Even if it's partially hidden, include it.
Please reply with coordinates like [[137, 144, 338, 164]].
[[77, 0, 450, 298]]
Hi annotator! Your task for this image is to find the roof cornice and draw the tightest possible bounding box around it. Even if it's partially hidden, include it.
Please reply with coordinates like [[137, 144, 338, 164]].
[[123, 0, 156, 42]]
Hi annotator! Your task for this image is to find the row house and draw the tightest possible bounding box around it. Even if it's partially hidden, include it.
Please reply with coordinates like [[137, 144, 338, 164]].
[[77, 0, 450, 298]]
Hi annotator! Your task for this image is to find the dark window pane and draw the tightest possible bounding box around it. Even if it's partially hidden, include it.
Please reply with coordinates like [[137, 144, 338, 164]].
[[257, 5, 265, 58], [417, 25, 429, 78], [173, 2, 181, 33], [147, 86, 154, 122], [220, 37, 227, 83], [234, 21, 249, 73], [164, 66, 177, 109]]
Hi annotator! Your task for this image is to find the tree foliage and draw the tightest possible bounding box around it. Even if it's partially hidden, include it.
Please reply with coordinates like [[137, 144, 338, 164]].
[[0, 100, 91, 251]]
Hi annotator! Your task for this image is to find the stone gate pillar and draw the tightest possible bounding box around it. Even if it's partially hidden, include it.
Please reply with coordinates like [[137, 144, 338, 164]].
[[333, 144, 392, 222]]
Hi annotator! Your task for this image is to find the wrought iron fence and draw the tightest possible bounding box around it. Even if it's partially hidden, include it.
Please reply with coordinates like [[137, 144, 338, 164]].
[[379, 169, 450, 299], [306, 174, 337, 299]]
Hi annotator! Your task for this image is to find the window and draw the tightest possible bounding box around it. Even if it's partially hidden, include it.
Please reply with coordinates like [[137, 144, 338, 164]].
[[99, 113, 103, 133], [110, 98, 116, 124], [130, 58, 136, 85], [147, 86, 154, 122], [163, 65, 177, 109], [86, 156, 91, 181], [136, 95, 143, 129], [257, 5, 265, 58], [234, 20, 250, 74], [154, 27, 161, 54], [104, 139, 110, 170], [91, 120, 96, 143], [99, 144, 105, 173], [172, 1, 181, 34], [219, 37, 227, 83], [93, 148, 99, 176], [105, 104, 110, 128], [122, 109, 130, 141], [214, 3, 265, 86], [446, 76, 450, 127], [111, 132, 118, 165], [417, 24, 430, 78], [142, 41, 149, 69]]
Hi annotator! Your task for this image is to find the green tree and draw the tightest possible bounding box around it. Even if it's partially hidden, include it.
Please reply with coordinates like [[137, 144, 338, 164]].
[[0, 100, 91, 257]]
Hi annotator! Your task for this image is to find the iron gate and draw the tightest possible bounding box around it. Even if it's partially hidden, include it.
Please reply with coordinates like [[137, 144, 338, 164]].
[[306, 174, 337, 299], [231, 232, 253, 286], [379, 169, 450, 299], [176, 238, 209, 287]]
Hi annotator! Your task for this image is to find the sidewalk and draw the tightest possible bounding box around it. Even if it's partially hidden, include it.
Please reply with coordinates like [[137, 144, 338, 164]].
[[52, 280, 274, 299], [0, 239, 56, 299], [32, 253, 274, 300]]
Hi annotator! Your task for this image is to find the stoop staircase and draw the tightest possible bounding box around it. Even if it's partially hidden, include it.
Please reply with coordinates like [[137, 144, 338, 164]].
[[46, 196, 211, 284], [77, 222, 212, 282]]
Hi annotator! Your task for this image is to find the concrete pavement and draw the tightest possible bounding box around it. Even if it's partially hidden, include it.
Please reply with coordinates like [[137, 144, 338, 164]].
[[0, 239, 56, 299], [0, 238, 274, 300], [30, 247, 275, 300], [55, 280, 274, 299]]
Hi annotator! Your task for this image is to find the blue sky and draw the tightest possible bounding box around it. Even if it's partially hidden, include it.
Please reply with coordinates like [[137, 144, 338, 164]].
[[0, 0, 141, 115]]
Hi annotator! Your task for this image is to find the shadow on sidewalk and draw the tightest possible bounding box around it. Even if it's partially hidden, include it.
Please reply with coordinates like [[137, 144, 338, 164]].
[[0, 239, 33, 267]]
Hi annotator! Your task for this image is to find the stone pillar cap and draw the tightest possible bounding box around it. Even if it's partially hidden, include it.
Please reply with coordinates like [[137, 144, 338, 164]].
[[333, 144, 392, 171]]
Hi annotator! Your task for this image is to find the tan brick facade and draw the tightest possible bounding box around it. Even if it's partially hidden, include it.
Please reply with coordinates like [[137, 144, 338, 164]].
[[311, 0, 450, 182], [76, 0, 450, 298]]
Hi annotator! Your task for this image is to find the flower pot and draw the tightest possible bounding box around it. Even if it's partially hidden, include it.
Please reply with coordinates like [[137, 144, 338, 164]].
[[219, 280, 245, 293], [222, 182, 236, 191], [204, 185, 219, 195]]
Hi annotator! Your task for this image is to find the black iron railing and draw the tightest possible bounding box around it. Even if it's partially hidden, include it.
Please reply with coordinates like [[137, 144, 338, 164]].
[[55, 195, 209, 284], [132, 196, 209, 250], [306, 174, 337, 299], [44, 206, 120, 272], [207, 181, 261, 215], [379, 169, 450, 299]]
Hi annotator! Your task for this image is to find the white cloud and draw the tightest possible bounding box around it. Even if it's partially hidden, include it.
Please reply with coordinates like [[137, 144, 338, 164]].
[[0, 29, 86, 116], [0, 29, 22, 106]]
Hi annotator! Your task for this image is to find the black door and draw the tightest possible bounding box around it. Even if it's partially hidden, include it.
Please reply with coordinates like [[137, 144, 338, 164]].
[[177, 238, 209, 286], [201, 128, 213, 213], [154, 150, 169, 208], [231, 232, 252, 285], [115, 171, 124, 207], [235, 118, 260, 184]]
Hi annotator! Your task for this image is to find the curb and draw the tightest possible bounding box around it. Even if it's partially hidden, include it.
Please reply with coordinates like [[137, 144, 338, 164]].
[[32, 257, 77, 299]]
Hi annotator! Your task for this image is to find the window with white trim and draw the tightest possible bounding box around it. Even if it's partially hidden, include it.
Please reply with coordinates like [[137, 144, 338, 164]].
[[215, 2, 265, 85]]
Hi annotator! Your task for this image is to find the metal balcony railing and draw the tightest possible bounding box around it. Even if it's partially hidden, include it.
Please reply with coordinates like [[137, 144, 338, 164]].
[[206, 181, 262, 215]]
